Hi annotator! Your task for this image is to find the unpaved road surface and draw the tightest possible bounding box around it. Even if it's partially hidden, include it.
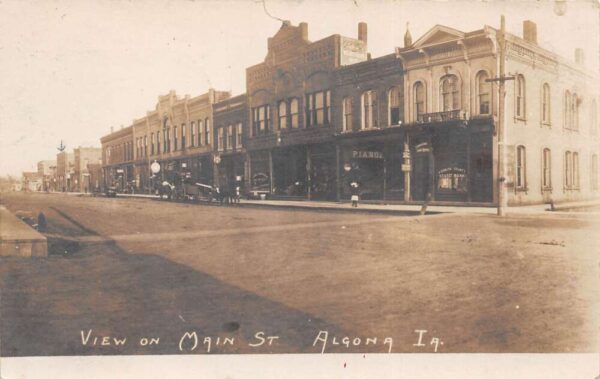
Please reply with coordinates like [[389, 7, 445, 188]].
[[1, 192, 598, 355]]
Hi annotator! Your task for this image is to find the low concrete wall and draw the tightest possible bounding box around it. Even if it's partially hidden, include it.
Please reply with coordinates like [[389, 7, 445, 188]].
[[0, 206, 47, 257]]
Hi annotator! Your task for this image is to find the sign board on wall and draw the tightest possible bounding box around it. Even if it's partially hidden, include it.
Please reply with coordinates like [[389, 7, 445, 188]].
[[340, 37, 368, 66], [352, 150, 383, 159]]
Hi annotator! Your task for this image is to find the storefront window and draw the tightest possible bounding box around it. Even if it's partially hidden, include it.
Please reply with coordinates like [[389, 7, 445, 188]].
[[250, 151, 270, 192], [437, 167, 467, 192]]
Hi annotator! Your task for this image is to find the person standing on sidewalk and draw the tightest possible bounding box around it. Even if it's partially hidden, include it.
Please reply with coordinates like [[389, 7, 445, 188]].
[[350, 182, 359, 208]]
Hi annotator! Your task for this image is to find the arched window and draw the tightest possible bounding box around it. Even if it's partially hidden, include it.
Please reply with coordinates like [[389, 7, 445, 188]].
[[516, 145, 527, 189], [342, 97, 353, 132], [290, 98, 299, 128], [278, 100, 288, 129], [516, 75, 526, 119], [542, 148, 551, 189], [564, 91, 572, 130], [542, 83, 551, 124], [477, 71, 491, 115], [440, 75, 459, 112], [414, 81, 425, 120], [388, 86, 403, 125], [362, 90, 377, 129]]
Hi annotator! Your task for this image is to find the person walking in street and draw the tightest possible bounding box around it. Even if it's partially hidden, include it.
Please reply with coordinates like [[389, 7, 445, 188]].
[[350, 181, 359, 208]]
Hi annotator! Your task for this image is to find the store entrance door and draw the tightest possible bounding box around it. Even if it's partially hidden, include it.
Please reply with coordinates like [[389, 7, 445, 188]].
[[412, 154, 430, 201]]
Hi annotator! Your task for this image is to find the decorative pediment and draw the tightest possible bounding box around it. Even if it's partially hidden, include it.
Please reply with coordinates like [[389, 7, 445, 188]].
[[412, 25, 465, 48]]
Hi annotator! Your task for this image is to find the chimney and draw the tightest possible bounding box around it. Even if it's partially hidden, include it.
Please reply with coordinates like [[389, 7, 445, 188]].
[[523, 20, 537, 44], [358, 22, 368, 44], [299, 22, 308, 40], [575, 48, 585, 65]]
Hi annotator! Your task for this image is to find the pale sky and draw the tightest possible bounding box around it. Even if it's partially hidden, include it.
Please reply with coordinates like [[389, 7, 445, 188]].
[[0, 0, 598, 176]]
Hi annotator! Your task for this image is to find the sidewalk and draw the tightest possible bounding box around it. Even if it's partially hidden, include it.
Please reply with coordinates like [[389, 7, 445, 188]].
[[39, 191, 600, 216]]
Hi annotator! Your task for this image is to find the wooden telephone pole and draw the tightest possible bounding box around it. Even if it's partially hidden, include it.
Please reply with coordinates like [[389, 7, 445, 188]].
[[486, 15, 514, 216]]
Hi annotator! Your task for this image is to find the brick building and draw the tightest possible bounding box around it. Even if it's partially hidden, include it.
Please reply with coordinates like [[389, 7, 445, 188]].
[[244, 21, 368, 200], [100, 126, 134, 192]]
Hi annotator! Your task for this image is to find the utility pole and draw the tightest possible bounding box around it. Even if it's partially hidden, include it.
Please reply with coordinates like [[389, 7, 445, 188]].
[[486, 15, 514, 216]]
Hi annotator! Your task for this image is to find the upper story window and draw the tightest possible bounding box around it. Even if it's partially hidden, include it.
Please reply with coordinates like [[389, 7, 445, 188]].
[[592, 154, 599, 190], [515, 75, 526, 119], [542, 148, 551, 189], [564, 150, 578, 189], [342, 97, 353, 132], [181, 123, 186, 148], [227, 125, 234, 148], [151, 133, 155, 155], [190, 122, 195, 147], [516, 145, 527, 190], [305, 90, 331, 127], [414, 81, 426, 120], [236, 123, 243, 148], [278, 100, 288, 129], [198, 120, 204, 146], [591, 100, 598, 135], [143, 136, 147, 156], [204, 118, 210, 145], [564, 91, 579, 131], [542, 83, 551, 125], [388, 86, 403, 125], [156, 131, 161, 154], [218, 127, 225, 151], [361, 90, 377, 129], [252, 105, 270, 135], [440, 75, 459, 112], [477, 71, 491, 115], [173, 126, 178, 151], [290, 98, 299, 128]]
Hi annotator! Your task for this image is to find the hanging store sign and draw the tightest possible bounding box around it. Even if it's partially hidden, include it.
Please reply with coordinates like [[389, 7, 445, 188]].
[[352, 150, 384, 159]]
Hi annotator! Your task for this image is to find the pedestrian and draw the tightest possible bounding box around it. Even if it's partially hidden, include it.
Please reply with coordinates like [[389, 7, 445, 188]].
[[37, 212, 47, 232], [350, 182, 359, 208]]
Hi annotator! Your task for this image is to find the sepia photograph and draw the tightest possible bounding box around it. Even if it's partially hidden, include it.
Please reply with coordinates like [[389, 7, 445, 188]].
[[0, 0, 599, 377]]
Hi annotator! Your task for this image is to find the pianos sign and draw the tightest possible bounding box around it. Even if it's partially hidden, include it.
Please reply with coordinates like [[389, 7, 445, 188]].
[[352, 150, 383, 159]]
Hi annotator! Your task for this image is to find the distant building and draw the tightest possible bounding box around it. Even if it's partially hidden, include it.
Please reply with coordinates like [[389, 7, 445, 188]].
[[37, 160, 57, 191], [56, 152, 74, 192], [73, 147, 102, 193], [21, 171, 42, 192], [100, 126, 134, 192]]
